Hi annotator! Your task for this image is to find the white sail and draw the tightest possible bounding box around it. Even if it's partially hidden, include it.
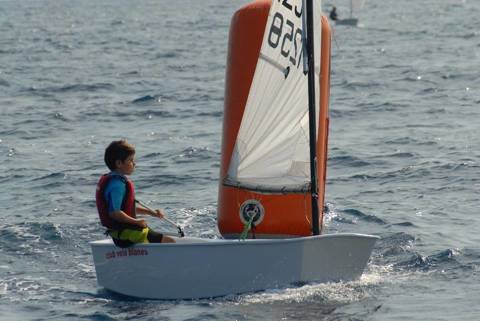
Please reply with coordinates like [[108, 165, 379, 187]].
[[351, 0, 366, 15], [225, 0, 322, 193]]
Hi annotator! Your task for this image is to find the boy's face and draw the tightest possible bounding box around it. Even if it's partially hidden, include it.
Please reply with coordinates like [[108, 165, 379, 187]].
[[115, 154, 136, 175]]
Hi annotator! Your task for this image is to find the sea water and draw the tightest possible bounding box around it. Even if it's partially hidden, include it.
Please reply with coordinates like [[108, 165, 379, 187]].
[[0, 0, 479, 320]]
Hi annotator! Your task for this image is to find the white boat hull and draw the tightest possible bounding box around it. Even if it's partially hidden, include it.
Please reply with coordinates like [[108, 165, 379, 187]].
[[90, 233, 378, 299]]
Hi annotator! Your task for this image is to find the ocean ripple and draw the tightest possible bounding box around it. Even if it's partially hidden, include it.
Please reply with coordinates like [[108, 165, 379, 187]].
[[343, 208, 387, 225]]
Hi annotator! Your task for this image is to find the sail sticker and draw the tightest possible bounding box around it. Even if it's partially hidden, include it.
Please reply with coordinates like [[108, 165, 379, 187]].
[[239, 199, 265, 226]]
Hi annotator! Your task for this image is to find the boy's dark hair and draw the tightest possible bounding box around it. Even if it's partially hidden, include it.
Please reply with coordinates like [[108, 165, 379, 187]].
[[104, 139, 135, 171]]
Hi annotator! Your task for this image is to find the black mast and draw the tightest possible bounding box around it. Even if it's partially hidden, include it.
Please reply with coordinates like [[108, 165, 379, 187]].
[[305, 0, 320, 235]]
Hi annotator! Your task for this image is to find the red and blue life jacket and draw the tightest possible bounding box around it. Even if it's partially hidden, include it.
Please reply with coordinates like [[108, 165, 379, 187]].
[[95, 173, 136, 229]]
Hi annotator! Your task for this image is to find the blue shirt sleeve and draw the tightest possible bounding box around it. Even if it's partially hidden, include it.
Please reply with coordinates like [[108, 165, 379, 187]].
[[104, 176, 126, 213]]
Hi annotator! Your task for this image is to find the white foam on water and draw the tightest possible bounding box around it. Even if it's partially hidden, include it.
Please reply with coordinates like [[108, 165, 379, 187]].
[[77, 263, 95, 274], [0, 283, 8, 295], [77, 297, 111, 305], [219, 262, 399, 306]]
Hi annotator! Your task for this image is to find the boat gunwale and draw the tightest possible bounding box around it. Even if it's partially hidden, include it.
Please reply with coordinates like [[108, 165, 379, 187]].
[[90, 233, 379, 248]]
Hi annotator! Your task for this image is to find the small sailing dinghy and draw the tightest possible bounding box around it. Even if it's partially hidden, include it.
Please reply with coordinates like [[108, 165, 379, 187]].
[[335, 0, 365, 26], [90, 0, 378, 300]]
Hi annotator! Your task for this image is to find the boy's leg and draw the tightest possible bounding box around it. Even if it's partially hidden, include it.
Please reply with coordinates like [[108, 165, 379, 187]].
[[119, 227, 149, 243], [107, 227, 148, 247], [161, 235, 176, 243], [146, 229, 176, 243]]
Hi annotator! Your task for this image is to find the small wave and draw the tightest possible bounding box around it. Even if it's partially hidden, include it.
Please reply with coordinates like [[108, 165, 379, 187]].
[[0, 78, 10, 87], [394, 248, 460, 272], [366, 101, 402, 112], [197, 111, 223, 118], [343, 208, 387, 225], [329, 155, 370, 167], [0, 282, 7, 295], [374, 232, 416, 266], [52, 112, 70, 122], [229, 270, 386, 306], [426, 107, 446, 114], [112, 109, 175, 119], [47, 83, 115, 93], [0, 222, 65, 256], [339, 79, 382, 90], [30, 172, 67, 184], [332, 216, 355, 225], [431, 161, 476, 172], [344, 163, 436, 182], [377, 239, 479, 278], [420, 87, 442, 94], [174, 147, 217, 163], [110, 19, 124, 26], [0, 48, 17, 54], [120, 70, 140, 76], [77, 312, 119, 321], [405, 122, 447, 129], [392, 221, 415, 227], [142, 152, 163, 159], [140, 110, 172, 118], [329, 108, 358, 118], [384, 136, 419, 145], [323, 203, 345, 226], [131, 95, 160, 104], [460, 32, 477, 39], [377, 232, 415, 254], [140, 173, 196, 187], [0, 276, 46, 300], [380, 151, 416, 158], [155, 51, 179, 59]]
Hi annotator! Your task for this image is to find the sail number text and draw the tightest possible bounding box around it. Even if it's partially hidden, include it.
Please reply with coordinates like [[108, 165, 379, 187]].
[[268, 1, 304, 68]]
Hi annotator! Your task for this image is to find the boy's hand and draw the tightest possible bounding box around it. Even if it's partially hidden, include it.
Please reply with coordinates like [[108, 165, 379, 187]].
[[136, 219, 147, 228], [151, 209, 165, 219]]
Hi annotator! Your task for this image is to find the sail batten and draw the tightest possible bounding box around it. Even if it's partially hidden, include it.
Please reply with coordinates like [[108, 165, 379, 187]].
[[259, 53, 288, 75], [226, 0, 322, 193]]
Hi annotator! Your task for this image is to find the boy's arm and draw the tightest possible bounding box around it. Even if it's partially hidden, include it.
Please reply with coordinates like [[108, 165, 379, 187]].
[[105, 178, 146, 227], [110, 210, 147, 228], [136, 205, 165, 219]]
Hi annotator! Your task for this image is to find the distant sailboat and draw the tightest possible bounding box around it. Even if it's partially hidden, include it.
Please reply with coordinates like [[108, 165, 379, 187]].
[[335, 0, 365, 26]]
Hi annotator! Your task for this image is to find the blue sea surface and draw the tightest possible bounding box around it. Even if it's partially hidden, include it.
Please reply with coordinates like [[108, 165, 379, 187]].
[[1, 0, 479, 320]]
